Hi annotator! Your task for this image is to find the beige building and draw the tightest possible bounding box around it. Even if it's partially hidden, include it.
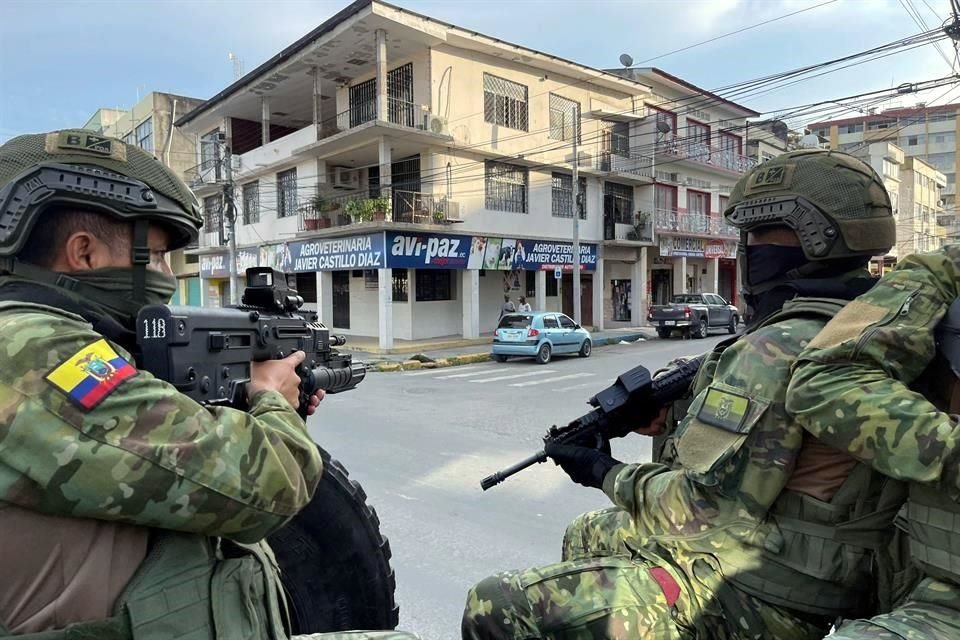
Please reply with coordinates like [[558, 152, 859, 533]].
[[900, 156, 947, 257], [176, 0, 760, 346], [84, 92, 205, 305]]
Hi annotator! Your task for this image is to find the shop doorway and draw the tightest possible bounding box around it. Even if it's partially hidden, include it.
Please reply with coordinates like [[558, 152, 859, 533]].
[[651, 268, 672, 305], [332, 271, 350, 329], [611, 280, 631, 321], [561, 273, 593, 326]]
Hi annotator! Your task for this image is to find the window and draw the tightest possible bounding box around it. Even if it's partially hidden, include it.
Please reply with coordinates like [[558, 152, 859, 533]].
[[543, 315, 559, 329], [558, 315, 576, 329], [928, 111, 956, 122], [135, 118, 153, 153], [485, 161, 528, 213], [294, 273, 317, 304], [200, 129, 222, 180], [882, 159, 899, 181], [606, 121, 630, 157], [276, 168, 297, 218], [843, 123, 864, 134], [933, 132, 956, 145], [688, 119, 710, 147], [867, 119, 896, 130], [202, 194, 222, 234], [687, 190, 709, 216], [551, 172, 587, 219], [392, 269, 409, 302], [651, 107, 677, 136], [604, 182, 633, 224], [416, 269, 453, 301], [242, 182, 260, 224], [546, 276, 558, 297], [904, 135, 925, 146], [123, 131, 135, 146], [719, 132, 742, 155], [655, 184, 677, 212], [814, 128, 829, 138], [549, 93, 580, 142], [483, 73, 528, 131]]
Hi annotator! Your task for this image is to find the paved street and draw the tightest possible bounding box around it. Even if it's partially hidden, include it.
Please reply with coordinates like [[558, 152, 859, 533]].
[[307, 334, 729, 640]]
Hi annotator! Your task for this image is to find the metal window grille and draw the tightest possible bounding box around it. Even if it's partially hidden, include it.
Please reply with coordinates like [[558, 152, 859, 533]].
[[603, 182, 633, 224], [483, 73, 528, 131], [415, 269, 452, 301], [485, 161, 528, 213], [203, 194, 222, 235], [392, 269, 409, 302], [551, 172, 586, 219], [200, 130, 222, 180], [276, 168, 297, 218], [349, 63, 414, 127], [349, 79, 376, 128], [549, 94, 580, 142], [135, 118, 153, 153], [242, 182, 260, 224]]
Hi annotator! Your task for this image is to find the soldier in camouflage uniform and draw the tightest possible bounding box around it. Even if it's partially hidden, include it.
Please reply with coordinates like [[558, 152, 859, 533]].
[[0, 130, 419, 640], [462, 149, 905, 639], [787, 246, 960, 638]]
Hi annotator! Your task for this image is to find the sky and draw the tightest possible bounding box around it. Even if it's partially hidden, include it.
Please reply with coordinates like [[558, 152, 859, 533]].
[[1, 0, 957, 143]]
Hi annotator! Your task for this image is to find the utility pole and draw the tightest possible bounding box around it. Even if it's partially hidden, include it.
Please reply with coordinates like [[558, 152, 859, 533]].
[[571, 105, 582, 325], [221, 136, 239, 305]]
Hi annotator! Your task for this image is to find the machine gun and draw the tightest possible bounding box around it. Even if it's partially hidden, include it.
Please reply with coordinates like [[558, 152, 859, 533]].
[[135, 267, 364, 417], [480, 355, 704, 490]]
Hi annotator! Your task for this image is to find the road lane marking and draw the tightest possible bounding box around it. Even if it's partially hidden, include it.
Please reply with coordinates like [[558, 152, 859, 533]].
[[435, 367, 513, 379], [509, 372, 595, 388], [555, 381, 600, 392], [470, 370, 556, 383], [404, 364, 489, 377]]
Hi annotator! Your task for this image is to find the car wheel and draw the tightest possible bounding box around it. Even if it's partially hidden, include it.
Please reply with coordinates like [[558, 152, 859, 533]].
[[579, 340, 592, 358], [657, 328, 672, 339], [536, 343, 552, 364], [494, 354, 508, 363], [728, 315, 738, 334], [695, 318, 708, 339]]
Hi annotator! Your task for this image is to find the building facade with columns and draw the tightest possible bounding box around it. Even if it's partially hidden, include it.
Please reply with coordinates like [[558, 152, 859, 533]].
[[176, 0, 760, 348]]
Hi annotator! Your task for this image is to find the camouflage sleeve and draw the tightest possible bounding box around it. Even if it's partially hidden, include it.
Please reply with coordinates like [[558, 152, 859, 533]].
[[0, 311, 323, 543], [786, 246, 960, 493]]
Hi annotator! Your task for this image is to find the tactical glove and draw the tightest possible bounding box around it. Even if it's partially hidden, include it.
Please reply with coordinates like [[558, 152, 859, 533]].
[[544, 442, 621, 490]]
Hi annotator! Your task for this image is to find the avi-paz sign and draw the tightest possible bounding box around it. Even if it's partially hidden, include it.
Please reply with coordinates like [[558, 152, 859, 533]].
[[386, 232, 597, 271]]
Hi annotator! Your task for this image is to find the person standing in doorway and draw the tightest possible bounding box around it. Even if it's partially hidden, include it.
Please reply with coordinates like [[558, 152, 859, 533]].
[[499, 295, 515, 321], [517, 296, 532, 313]]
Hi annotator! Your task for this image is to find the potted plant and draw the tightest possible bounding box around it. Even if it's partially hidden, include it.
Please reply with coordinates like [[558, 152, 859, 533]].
[[371, 195, 390, 222], [345, 198, 374, 223], [432, 203, 446, 224]]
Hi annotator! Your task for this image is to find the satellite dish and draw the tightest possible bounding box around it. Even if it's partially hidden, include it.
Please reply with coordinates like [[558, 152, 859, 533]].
[[800, 133, 821, 148], [619, 53, 634, 68], [656, 121, 672, 134]]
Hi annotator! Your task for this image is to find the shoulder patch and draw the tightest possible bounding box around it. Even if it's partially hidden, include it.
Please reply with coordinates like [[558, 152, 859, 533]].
[[45, 339, 137, 410], [696, 387, 750, 432]]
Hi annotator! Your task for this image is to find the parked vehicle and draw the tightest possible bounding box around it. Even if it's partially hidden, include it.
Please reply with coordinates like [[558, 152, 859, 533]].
[[492, 312, 592, 364], [648, 293, 739, 339]]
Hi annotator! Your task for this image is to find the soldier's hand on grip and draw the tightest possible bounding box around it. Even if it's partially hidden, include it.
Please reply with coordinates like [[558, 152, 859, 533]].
[[248, 351, 307, 409], [544, 442, 621, 490]]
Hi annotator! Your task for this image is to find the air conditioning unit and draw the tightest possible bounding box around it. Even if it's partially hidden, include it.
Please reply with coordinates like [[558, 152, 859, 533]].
[[424, 114, 449, 136], [332, 166, 359, 190]]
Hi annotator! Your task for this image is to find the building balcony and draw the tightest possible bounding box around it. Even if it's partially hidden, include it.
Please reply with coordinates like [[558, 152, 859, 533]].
[[603, 211, 653, 243], [654, 208, 738, 239], [656, 140, 757, 174], [297, 188, 461, 232], [593, 150, 653, 181]]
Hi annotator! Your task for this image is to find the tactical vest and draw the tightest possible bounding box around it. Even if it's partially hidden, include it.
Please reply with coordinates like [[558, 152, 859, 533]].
[[1, 531, 289, 640], [661, 297, 903, 618], [905, 483, 960, 586]]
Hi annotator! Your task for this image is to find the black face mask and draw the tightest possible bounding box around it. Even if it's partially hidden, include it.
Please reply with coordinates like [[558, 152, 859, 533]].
[[746, 245, 808, 289]]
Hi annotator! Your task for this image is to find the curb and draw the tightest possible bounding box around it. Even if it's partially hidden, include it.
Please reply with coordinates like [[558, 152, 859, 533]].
[[369, 334, 652, 372]]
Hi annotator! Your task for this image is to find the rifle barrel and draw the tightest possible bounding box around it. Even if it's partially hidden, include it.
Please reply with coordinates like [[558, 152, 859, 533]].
[[480, 450, 548, 491]]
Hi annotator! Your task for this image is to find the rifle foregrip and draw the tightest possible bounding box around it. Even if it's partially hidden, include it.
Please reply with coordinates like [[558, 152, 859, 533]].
[[304, 362, 367, 394]]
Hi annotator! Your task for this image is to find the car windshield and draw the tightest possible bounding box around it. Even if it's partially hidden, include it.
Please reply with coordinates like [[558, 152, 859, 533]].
[[498, 314, 533, 329], [672, 295, 703, 304]]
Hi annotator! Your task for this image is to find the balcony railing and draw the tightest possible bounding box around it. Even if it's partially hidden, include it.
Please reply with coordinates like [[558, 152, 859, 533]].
[[298, 188, 460, 232], [654, 208, 738, 239], [604, 211, 653, 242], [330, 98, 431, 136], [594, 150, 653, 179], [656, 139, 757, 174]]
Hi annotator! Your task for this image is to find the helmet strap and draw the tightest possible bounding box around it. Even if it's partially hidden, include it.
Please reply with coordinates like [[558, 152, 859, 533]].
[[131, 219, 150, 305]]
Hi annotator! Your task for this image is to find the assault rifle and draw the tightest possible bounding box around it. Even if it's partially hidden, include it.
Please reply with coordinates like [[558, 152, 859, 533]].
[[135, 267, 365, 418], [479, 355, 704, 490]]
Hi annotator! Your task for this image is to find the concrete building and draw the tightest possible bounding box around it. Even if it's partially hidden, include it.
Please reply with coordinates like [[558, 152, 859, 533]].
[[808, 102, 959, 237], [851, 141, 904, 272], [176, 0, 759, 347], [84, 92, 206, 305], [900, 155, 948, 256]]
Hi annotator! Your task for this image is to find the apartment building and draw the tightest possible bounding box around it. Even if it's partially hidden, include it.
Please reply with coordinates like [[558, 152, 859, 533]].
[[809, 102, 958, 237], [176, 0, 760, 347], [83, 91, 206, 304], [901, 156, 948, 256]]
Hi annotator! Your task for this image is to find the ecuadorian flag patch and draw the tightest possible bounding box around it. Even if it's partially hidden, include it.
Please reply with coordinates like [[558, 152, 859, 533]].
[[45, 339, 137, 410]]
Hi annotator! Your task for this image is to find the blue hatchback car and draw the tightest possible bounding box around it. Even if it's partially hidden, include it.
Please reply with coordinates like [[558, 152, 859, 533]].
[[491, 312, 592, 364]]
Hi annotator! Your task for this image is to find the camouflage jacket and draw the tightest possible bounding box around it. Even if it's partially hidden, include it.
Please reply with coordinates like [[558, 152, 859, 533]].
[[0, 302, 323, 543], [786, 247, 960, 496]]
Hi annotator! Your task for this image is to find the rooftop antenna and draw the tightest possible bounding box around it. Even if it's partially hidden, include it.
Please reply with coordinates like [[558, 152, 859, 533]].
[[229, 52, 244, 80], [619, 53, 634, 68]]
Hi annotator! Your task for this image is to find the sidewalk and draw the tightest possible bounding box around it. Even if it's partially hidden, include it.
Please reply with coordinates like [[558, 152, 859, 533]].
[[340, 327, 659, 372]]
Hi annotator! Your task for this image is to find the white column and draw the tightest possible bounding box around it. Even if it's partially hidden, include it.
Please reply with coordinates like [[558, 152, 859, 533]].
[[375, 29, 388, 122], [673, 256, 688, 294], [592, 255, 604, 330], [632, 247, 648, 327], [261, 96, 270, 145], [378, 267, 393, 350], [316, 271, 333, 326], [535, 270, 547, 311], [378, 137, 392, 197], [312, 66, 321, 133], [706, 258, 719, 294], [199, 278, 208, 307], [462, 269, 480, 338]]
